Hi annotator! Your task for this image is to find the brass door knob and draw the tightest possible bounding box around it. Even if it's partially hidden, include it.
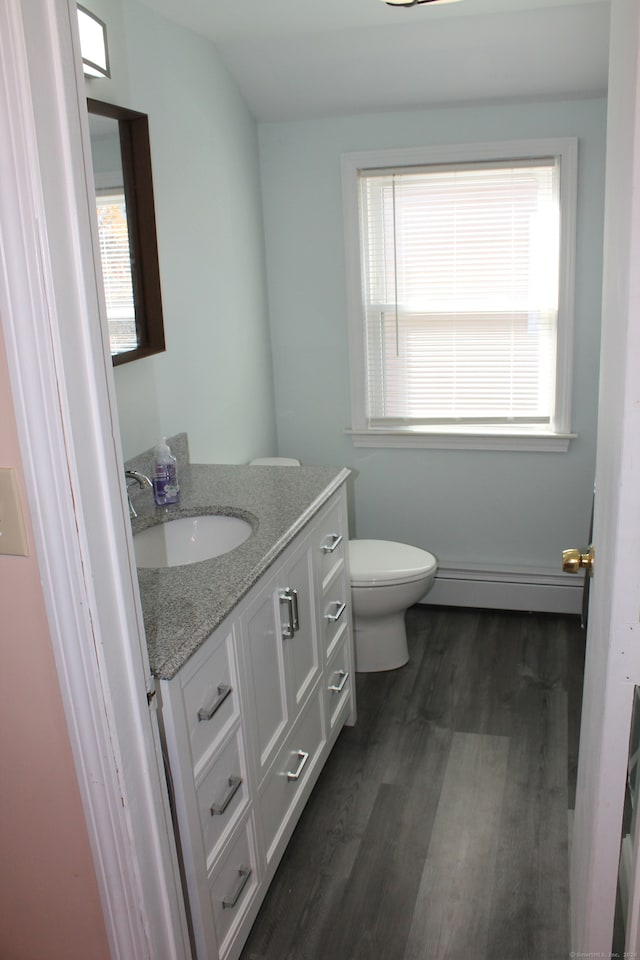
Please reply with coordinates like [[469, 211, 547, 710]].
[[562, 545, 595, 575]]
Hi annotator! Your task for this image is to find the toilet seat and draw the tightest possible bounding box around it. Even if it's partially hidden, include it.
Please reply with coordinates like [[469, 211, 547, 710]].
[[349, 539, 437, 588]]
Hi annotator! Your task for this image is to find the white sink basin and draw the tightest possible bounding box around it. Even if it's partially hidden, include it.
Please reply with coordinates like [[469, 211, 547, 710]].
[[133, 514, 252, 568]]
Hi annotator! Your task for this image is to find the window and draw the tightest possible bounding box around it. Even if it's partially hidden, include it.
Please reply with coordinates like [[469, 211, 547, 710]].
[[342, 139, 577, 451]]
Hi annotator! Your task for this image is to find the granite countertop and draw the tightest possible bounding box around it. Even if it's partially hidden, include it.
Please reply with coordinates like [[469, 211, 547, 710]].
[[130, 461, 350, 680]]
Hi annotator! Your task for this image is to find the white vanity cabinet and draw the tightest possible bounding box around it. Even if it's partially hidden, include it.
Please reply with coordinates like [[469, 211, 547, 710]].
[[158, 484, 354, 960]]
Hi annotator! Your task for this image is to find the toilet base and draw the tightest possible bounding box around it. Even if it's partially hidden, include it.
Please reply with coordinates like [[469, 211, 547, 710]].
[[353, 611, 409, 672]]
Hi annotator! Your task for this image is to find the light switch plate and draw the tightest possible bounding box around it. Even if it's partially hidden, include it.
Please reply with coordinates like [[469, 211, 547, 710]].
[[0, 467, 29, 556]]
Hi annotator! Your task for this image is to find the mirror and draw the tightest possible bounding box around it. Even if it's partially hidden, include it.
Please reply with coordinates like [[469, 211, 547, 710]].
[[87, 98, 165, 365]]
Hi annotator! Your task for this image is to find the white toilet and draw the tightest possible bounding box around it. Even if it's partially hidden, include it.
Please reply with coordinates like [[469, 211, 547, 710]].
[[349, 539, 437, 672], [248, 458, 437, 673]]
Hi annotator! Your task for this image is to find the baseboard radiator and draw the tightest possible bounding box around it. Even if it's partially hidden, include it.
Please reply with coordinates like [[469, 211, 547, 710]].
[[420, 565, 584, 616]]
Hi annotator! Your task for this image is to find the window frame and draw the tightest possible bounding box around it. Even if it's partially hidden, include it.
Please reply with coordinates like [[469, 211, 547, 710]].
[[341, 138, 578, 452]]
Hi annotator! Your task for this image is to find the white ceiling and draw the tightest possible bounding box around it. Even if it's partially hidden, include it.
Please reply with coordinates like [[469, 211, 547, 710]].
[[138, 0, 611, 121]]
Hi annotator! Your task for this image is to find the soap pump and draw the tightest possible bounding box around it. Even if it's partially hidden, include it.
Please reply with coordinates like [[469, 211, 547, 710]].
[[152, 437, 180, 506]]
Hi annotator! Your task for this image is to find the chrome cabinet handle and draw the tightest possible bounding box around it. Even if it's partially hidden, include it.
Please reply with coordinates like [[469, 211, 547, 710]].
[[222, 866, 251, 909], [280, 590, 296, 638], [290, 588, 300, 632], [210, 775, 242, 816], [325, 601, 346, 622], [197, 683, 232, 722], [287, 749, 309, 782], [321, 533, 343, 554], [328, 670, 349, 694]]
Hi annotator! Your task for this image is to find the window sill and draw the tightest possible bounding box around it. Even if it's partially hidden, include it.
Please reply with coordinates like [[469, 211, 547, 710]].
[[345, 428, 576, 452]]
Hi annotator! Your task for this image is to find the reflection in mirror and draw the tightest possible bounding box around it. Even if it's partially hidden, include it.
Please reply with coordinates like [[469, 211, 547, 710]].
[[91, 113, 135, 351], [87, 98, 165, 365]]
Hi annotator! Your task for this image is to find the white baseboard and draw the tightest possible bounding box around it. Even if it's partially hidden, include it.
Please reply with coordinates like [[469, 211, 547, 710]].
[[419, 564, 584, 615]]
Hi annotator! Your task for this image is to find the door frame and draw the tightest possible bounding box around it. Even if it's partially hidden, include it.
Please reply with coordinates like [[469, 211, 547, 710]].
[[0, 1, 189, 957], [5, 0, 640, 956]]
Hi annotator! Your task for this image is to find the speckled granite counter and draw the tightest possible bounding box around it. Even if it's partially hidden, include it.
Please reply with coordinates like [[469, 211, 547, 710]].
[[130, 460, 350, 680]]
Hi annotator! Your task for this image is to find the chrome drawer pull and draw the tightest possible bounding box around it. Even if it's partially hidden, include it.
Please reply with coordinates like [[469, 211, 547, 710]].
[[280, 589, 296, 638], [290, 588, 300, 632], [325, 601, 346, 623], [222, 866, 251, 909], [321, 533, 343, 554], [197, 683, 232, 722], [210, 775, 242, 816], [287, 749, 309, 782], [328, 670, 349, 694]]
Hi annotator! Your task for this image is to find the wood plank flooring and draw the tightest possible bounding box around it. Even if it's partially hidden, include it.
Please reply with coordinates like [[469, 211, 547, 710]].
[[240, 605, 585, 960]]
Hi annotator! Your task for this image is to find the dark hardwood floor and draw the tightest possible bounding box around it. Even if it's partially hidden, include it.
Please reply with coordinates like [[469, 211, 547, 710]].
[[240, 605, 585, 960]]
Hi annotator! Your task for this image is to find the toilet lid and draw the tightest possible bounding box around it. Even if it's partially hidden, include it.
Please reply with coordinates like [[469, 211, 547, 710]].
[[349, 539, 437, 587]]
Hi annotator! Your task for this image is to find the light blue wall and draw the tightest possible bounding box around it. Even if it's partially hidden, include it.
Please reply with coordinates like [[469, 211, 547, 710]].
[[258, 100, 606, 574], [83, 0, 606, 575], [84, 0, 277, 463]]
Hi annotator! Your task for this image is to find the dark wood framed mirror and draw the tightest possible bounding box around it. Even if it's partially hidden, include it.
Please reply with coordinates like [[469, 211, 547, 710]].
[[87, 98, 165, 365]]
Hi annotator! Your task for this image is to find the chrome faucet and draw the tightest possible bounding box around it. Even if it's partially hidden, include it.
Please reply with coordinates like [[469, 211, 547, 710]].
[[125, 470, 152, 518]]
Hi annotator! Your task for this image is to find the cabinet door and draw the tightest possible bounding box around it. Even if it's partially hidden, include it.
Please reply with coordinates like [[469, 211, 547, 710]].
[[243, 573, 289, 781], [281, 540, 319, 714]]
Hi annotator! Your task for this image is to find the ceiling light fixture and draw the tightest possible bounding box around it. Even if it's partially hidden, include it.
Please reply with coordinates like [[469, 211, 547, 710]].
[[77, 4, 110, 78], [383, 0, 463, 7]]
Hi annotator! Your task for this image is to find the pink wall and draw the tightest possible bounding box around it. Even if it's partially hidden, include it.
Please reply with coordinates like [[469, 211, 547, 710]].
[[0, 329, 111, 959]]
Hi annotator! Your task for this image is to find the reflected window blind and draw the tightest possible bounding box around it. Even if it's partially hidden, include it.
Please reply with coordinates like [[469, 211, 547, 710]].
[[95, 192, 137, 354], [359, 158, 560, 426]]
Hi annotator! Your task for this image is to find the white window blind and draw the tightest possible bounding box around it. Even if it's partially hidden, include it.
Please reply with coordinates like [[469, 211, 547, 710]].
[[358, 158, 561, 427], [95, 192, 137, 355]]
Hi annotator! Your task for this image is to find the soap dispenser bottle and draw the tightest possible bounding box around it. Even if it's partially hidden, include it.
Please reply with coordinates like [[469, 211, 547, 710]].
[[152, 437, 180, 506]]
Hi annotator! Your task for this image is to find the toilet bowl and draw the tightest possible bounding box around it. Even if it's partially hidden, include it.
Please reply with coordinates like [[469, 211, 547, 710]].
[[349, 539, 437, 672]]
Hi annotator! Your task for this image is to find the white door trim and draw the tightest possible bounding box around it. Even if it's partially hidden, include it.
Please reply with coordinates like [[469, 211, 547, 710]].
[[0, 2, 189, 957]]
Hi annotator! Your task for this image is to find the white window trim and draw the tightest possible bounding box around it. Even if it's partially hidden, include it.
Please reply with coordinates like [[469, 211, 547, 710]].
[[341, 138, 578, 452]]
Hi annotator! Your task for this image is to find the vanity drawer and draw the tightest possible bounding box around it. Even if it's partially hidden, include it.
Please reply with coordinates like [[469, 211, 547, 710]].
[[320, 566, 350, 660], [324, 635, 352, 732], [196, 726, 249, 869], [259, 686, 326, 866], [210, 815, 258, 957], [182, 628, 239, 776], [314, 495, 346, 592]]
